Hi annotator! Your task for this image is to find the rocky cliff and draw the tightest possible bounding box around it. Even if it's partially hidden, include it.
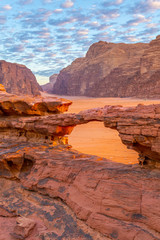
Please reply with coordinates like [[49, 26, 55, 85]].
[[0, 87, 160, 239], [52, 35, 160, 98], [41, 74, 58, 93], [0, 60, 42, 95]]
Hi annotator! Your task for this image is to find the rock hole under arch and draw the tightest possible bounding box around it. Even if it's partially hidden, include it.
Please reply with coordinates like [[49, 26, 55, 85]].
[[69, 121, 138, 164]]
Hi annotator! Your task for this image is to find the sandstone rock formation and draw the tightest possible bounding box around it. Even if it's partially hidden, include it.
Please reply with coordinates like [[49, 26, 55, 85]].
[[0, 84, 6, 91], [41, 74, 58, 93], [0, 88, 71, 116], [0, 60, 42, 95], [0, 89, 160, 239], [52, 35, 160, 98], [1, 142, 160, 240]]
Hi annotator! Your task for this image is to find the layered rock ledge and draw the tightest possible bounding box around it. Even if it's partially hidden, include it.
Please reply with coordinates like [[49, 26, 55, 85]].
[[0, 88, 160, 239], [0, 90, 72, 116]]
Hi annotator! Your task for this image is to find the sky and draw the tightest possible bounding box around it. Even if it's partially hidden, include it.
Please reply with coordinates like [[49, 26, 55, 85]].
[[0, 0, 160, 85]]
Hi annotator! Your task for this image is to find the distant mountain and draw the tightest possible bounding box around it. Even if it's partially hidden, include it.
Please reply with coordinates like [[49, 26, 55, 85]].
[[41, 74, 58, 93], [51, 35, 160, 98], [0, 60, 42, 95]]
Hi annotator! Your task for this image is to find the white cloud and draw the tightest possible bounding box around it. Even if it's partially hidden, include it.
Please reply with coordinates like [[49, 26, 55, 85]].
[[90, 21, 99, 26], [126, 37, 140, 42], [39, 32, 50, 38], [19, 0, 33, 5], [61, 0, 74, 8], [148, 0, 160, 9], [133, 14, 150, 25], [53, 9, 63, 13], [116, 0, 123, 4], [2, 4, 12, 10], [44, 0, 53, 2], [77, 29, 89, 35], [147, 23, 157, 27], [111, 13, 120, 18]]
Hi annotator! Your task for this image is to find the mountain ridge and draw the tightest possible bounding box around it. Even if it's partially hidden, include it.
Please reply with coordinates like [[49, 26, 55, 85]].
[[51, 36, 160, 98]]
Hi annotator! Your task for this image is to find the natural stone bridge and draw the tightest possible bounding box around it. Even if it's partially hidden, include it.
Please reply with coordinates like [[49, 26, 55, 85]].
[[0, 88, 160, 239], [1, 100, 160, 167]]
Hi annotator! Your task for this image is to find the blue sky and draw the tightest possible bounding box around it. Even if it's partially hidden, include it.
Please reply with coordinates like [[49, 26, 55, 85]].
[[0, 0, 160, 84]]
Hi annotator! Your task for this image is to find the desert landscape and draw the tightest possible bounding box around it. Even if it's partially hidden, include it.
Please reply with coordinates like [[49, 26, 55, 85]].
[[0, 0, 160, 238]]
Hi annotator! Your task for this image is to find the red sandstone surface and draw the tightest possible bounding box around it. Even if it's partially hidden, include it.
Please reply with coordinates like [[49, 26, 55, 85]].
[[0, 87, 160, 239]]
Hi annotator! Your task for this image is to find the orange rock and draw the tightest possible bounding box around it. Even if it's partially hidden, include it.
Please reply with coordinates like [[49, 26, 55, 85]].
[[0, 90, 72, 116], [0, 84, 5, 91]]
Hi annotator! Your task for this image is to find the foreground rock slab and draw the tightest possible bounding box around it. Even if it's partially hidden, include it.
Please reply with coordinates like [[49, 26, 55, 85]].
[[0, 142, 160, 240]]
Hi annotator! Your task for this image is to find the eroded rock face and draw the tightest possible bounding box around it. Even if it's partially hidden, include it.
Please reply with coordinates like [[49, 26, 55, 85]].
[[95, 35, 160, 98], [0, 60, 42, 95], [0, 91, 160, 239], [52, 40, 148, 96], [0, 89, 72, 116], [52, 35, 160, 98], [41, 74, 58, 93], [0, 166, 105, 240], [0, 142, 160, 240]]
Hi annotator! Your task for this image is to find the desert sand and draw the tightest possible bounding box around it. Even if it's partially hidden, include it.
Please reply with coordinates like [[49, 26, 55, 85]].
[[66, 97, 160, 164]]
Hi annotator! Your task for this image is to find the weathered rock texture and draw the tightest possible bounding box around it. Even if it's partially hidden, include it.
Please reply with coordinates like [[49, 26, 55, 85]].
[[0, 84, 5, 92], [2, 101, 160, 166], [0, 88, 71, 116], [41, 74, 58, 93], [52, 35, 160, 98], [0, 60, 42, 95], [1, 142, 160, 240], [0, 89, 160, 239]]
